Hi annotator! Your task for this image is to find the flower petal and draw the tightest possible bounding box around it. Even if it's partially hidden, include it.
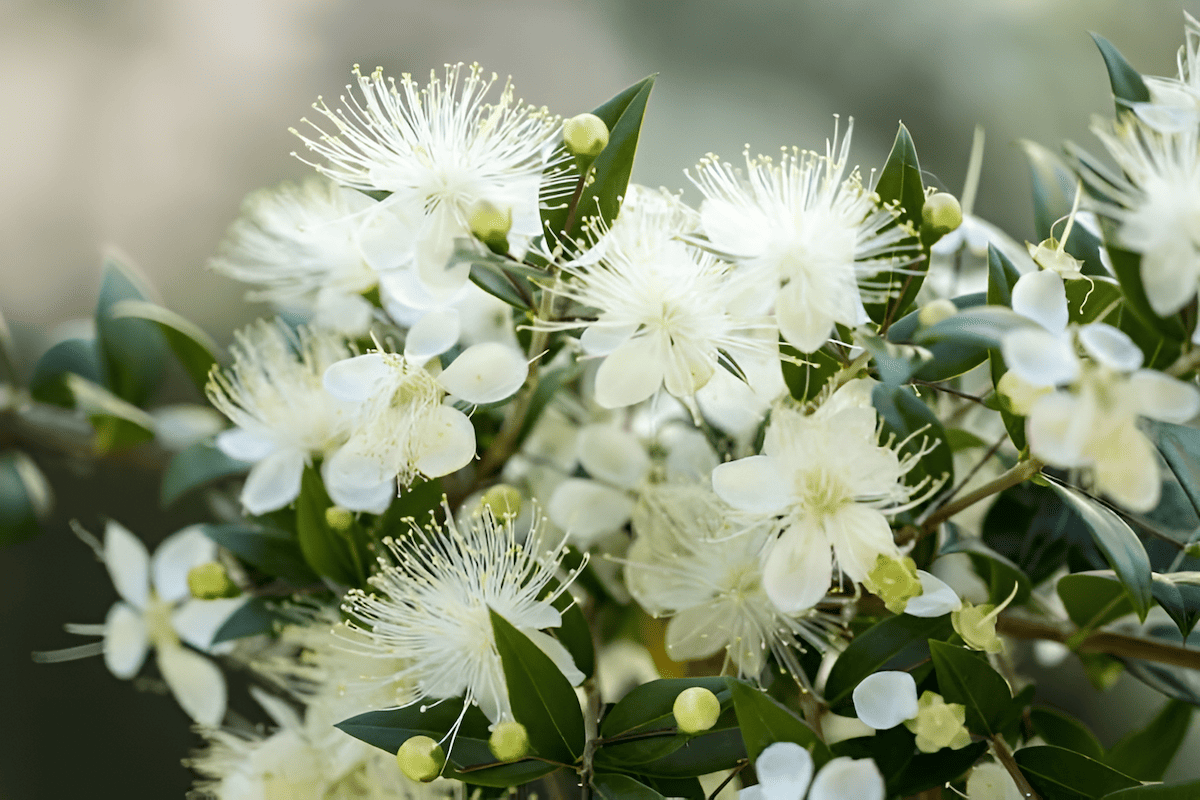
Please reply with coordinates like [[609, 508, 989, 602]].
[[1130, 369, 1200, 423], [577, 425, 650, 489], [524, 629, 585, 687], [322, 353, 391, 402], [156, 644, 226, 727], [1001, 328, 1079, 387], [755, 741, 813, 799], [1027, 392, 1091, 468], [549, 479, 634, 547], [1078, 323, 1143, 372], [172, 598, 244, 651], [213, 427, 275, 462], [322, 458, 395, 514], [852, 671, 919, 730], [437, 342, 528, 404], [593, 335, 666, 408], [809, 757, 885, 800], [1011, 270, 1068, 332], [827, 504, 899, 585], [1092, 424, 1162, 513], [711, 456, 791, 515], [152, 525, 219, 604], [777, 281, 834, 354], [905, 571, 963, 617], [580, 319, 637, 356], [103, 602, 148, 679], [239, 447, 306, 516], [1141, 245, 1199, 317], [412, 405, 477, 478], [314, 288, 374, 335], [404, 306, 461, 363], [665, 606, 727, 663], [104, 520, 150, 609], [763, 526, 832, 614]]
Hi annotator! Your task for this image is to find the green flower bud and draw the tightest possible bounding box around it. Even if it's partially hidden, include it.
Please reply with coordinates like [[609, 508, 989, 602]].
[[325, 505, 354, 532], [952, 603, 1004, 654], [918, 298, 958, 328], [562, 113, 609, 158], [396, 735, 445, 782], [863, 554, 923, 615], [186, 562, 239, 599], [922, 192, 963, 237], [467, 199, 513, 253], [903, 691, 971, 753], [479, 484, 522, 519], [488, 720, 531, 762], [673, 686, 721, 733]]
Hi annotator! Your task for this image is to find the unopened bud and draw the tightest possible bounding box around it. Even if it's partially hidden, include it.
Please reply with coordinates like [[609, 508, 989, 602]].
[[918, 298, 958, 328], [468, 199, 513, 253], [1026, 239, 1084, 280], [903, 691, 971, 753], [186, 562, 239, 599], [863, 554, 923, 615], [563, 113, 609, 158], [673, 686, 721, 733], [325, 506, 354, 532], [396, 735, 445, 782], [922, 193, 963, 238], [952, 603, 1004, 654], [488, 720, 531, 762], [480, 484, 522, 519]]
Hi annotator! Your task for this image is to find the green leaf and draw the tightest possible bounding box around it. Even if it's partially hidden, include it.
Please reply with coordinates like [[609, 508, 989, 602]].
[[928, 640, 1013, 736], [865, 123, 926, 324], [547, 583, 595, 680], [1065, 277, 1123, 325], [489, 608, 585, 762], [596, 677, 734, 769], [110, 299, 218, 393], [1091, 33, 1151, 107], [1105, 700, 1194, 781], [982, 483, 1076, 587], [212, 597, 284, 643], [201, 522, 318, 586], [730, 681, 832, 767], [29, 338, 103, 407], [63, 373, 156, 453], [161, 442, 251, 506], [913, 306, 1037, 351], [1020, 140, 1107, 275], [888, 741, 989, 797], [1102, 779, 1200, 799], [1030, 707, 1105, 761], [295, 466, 362, 586], [468, 257, 536, 311], [635, 727, 745, 779], [1049, 480, 1153, 620], [887, 292, 995, 382], [986, 245, 1027, 451], [0, 451, 50, 546], [593, 774, 667, 800], [940, 535, 1032, 606], [1015, 745, 1140, 800], [95, 255, 167, 405], [824, 613, 953, 709], [1057, 572, 1136, 630], [871, 383, 954, 513], [1150, 421, 1200, 520], [781, 343, 842, 402], [1148, 573, 1200, 638]]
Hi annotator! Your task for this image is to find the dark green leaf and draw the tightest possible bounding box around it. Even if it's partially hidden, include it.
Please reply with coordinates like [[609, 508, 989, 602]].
[[161, 442, 251, 506], [1102, 778, 1200, 799], [1150, 421, 1200, 521], [490, 608, 585, 762], [592, 773, 667, 800], [1091, 33, 1151, 106], [1105, 700, 1194, 781], [913, 306, 1037, 351], [891, 293, 995, 382], [1148, 573, 1200, 638], [634, 726, 745, 778], [1065, 277, 1123, 325], [866, 124, 926, 324], [547, 583, 595, 680], [1049, 480, 1153, 620], [201, 522, 317, 585], [110, 299, 218, 393], [824, 613, 952, 710], [1030, 707, 1105, 761], [29, 338, 102, 407], [596, 678, 733, 769], [781, 343, 841, 402], [469, 261, 534, 310], [1057, 572, 1136, 630], [982, 482, 1078, 587], [295, 466, 362, 586], [212, 597, 285, 643], [888, 292, 988, 344], [986, 244, 1027, 451], [730, 681, 832, 766], [928, 640, 1013, 736], [0, 451, 49, 546], [940, 535, 1032, 606], [889, 741, 989, 797], [95, 255, 166, 405], [63, 373, 156, 453], [1015, 745, 1139, 800]]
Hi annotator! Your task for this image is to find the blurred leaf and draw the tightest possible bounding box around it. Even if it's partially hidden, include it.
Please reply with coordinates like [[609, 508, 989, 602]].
[[928, 641, 1012, 736], [1105, 699, 1194, 781], [1102, 779, 1200, 799], [730, 680, 832, 766], [866, 124, 926, 325], [593, 774, 666, 800], [0, 451, 50, 546], [1149, 420, 1200, 520], [1020, 140, 1106, 275], [1148, 572, 1200, 638], [29, 338, 103, 407], [888, 741, 988, 796], [781, 343, 841, 402], [1091, 33, 1151, 107], [95, 254, 166, 406], [63, 373, 155, 453], [1065, 277, 1122, 325], [889, 292, 994, 382], [545, 582, 595, 681], [1057, 572, 1136, 630], [201, 522, 317, 586], [986, 244, 1027, 451], [1015, 745, 1139, 800], [982, 484, 1075, 587], [295, 466, 363, 587], [872, 383, 954, 514], [212, 597, 283, 643], [823, 614, 953, 710], [940, 534, 1032, 606], [161, 442, 251, 506], [913, 306, 1036, 351], [1030, 707, 1105, 761], [1119, 623, 1200, 706], [110, 299, 218, 393]]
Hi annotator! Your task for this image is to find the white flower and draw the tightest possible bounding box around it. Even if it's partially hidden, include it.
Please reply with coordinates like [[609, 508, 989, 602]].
[[1136, 12, 1200, 132], [626, 484, 839, 683], [293, 63, 566, 301], [689, 119, 917, 353], [208, 321, 354, 516], [38, 522, 241, 727], [340, 503, 584, 723], [210, 175, 401, 334], [548, 186, 779, 409], [851, 670, 918, 730], [739, 741, 884, 800], [966, 762, 1023, 800], [904, 570, 964, 618], [711, 380, 939, 613]]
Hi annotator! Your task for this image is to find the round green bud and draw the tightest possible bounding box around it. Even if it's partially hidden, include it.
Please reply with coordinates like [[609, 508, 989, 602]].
[[186, 562, 239, 599], [563, 113, 610, 158], [918, 298, 958, 328], [468, 199, 513, 252], [488, 720, 531, 762], [480, 484, 522, 519], [396, 735, 445, 782], [922, 192, 963, 237], [325, 505, 354, 532], [672, 686, 721, 733]]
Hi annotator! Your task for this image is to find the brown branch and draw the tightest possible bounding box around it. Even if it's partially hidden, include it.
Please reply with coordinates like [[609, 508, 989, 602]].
[[990, 734, 1041, 800], [996, 614, 1200, 671]]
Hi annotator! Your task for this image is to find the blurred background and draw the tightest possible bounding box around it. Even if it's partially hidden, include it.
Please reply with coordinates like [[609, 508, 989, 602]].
[[3, 1, 1198, 797]]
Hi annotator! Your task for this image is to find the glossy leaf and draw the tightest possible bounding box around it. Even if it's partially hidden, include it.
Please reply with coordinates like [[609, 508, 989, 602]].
[[928, 640, 1012, 736], [597, 677, 734, 769], [1066, 276, 1122, 325], [1015, 745, 1139, 800], [212, 597, 282, 643], [889, 740, 988, 797], [866, 123, 926, 324], [161, 442, 251, 506], [201, 522, 317, 586], [29, 338, 103, 407], [1091, 33, 1151, 107], [986, 244, 1027, 451], [295, 466, 363, 587], [1020, 140, 1106, 275], [110, 299, 218, 393], [64, 373, 156, 453], [95, 255, 166, 406], [1057, 572, 1136, 630], [1102, 779, 1200, 799], [824, 613, 952, 710], [1150, 420, 1200, 520], [730, 681, 831, 766], [1105, 699, 1194, 781], [592, 774, 666, 800], [632, 726, 745, 778], [1148, 573, 1200, 638], [1030, 707, 1105, 761], [940, 535, 1032, 606]]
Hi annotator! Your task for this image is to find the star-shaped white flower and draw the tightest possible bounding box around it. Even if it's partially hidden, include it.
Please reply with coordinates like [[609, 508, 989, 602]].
[[739, 741, 884, 800]]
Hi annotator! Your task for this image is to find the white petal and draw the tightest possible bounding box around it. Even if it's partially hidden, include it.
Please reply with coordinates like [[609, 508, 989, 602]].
[[1078, 324, 1143, 372], [250, 685, 305, 731], [809, 757, 885, 800], [905, 571, 963, 617], [357, 203, 419, 273], [437, 342, 528, 404], [404, 306, 462, 363], [322, 353, 391, 402], [156, 644, 226, 727], [1011, 270, 1068, 332], [414, 206, 470, 300], [1027, 392, 1091, 468], [524, 629, 585, 686], [852, 671, 919, 730], [213, 427, 275, 462], [1093, 424, 1161, 513], [711, 456, 791, 515], [577, 425, 650, 489], [322, 458, 395, 514], [966, 762, 1024, 800], [1141, 247, 1199, 317], [548, 479, 634, 546], [700, 199, 767, 260], [580, 320, 637, 356], [738, 787, 765, 800], [412, 405, 477, 477], [104, 520, 150, 609], [1130, 369, 1200, 423], [827, 504, 899, 585], [103, 602, 148, 679], [323, 443, 392, 491], [239, 448, 306, 516], [593, 336, 666, 408], [1002, 328, 1079, 387], [665, 606, 727, 663], [152, 525, 218, 603], [755, 741, 813, 799], [314, 289, 373, 335], [777, 282, 834, 354], [379, 265, 441, 312], [172, 598, 244, 651], [763, 526, 832, 614]]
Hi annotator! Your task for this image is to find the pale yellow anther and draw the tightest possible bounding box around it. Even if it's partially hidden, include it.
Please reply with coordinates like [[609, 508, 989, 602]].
[[186, 562, 239, 599], [673, 686, 721, 733], [863, 554, 923, 615], [488, 720, 531, 762], [562, 113, 609, 158], [903, 691, 972, 753], [396, 735, 445, 782]]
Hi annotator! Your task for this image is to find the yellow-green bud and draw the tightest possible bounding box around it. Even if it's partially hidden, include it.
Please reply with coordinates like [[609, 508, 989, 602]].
[[468, 199, 513, 253], [396, 735, 445, 782], [863, 554, 923, 615], [488, 720, 531, 762], [325, 505, 354, 531], [1026, 239, 1084, 279], [918, 298, 958, 328], [563, 113, 609, 158], [903, 691, 971, 753], [480, 484, 522, 519], [922, 192, 963, 237], [1186, 541, 1200, 559], [952, 602, 1004, 654], [186, 562, 239, 599], [673, 686, 721, 733]]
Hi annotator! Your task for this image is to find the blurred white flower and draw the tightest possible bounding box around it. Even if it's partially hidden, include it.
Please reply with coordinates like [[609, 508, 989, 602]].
[[739, 741, 884, 800], [208, 321, 354, 516], [966, 762, 1023, 800], [340, 503, 583, 724], [690, 119, 917, 353]]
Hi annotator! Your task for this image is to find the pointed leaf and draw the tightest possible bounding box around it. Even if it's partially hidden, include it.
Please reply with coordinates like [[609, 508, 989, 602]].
[[1102, 778, 1200, 799], [29, 338, 103, 407], [592, 774, 667, 800], [866, 123, 926, 324], [1030, 707, 1105, 761], [824, 613, 953, 710], [95, 255, 166, 405], [1057, 572, 1136, 630], [0, 451, 50, 546], [928, 640, 1013, 737], [1015, 745, 1139, 800], [212, 597, 285, 643], [1105, 699, 1194, 781], [295, 466, 362, 587], [1091, 33, 1151, 107], [730, 681, 832, 767], [161, 442, 251, 506], [872, 384, 954, 515], [110, 299, 218, 393], [200, 522, 317, 586]]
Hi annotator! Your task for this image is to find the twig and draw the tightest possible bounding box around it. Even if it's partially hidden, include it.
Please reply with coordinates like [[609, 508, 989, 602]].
[[990, 734, 1041, 800], [996, 614, 1200, 671], [921, 458, 1043, 532], [707, 760, 749, 800]]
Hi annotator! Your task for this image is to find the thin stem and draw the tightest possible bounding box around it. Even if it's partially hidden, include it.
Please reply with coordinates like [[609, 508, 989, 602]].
[[996, 613, 1200, 671], [1165, 346, 1200, 378], [911, 379, 989, 406], [921, 458, 1043, 532], [707, 760, 749, 800], [579, 677, 601, 800], [834, 351, 872, 390], [938, 433, 1007, 508], [990, 734, 1040, 800]]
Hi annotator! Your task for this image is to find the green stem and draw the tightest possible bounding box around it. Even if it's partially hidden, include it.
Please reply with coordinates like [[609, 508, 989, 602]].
[[921, 458, 1043, 532], [990, 734, 1040, 800]]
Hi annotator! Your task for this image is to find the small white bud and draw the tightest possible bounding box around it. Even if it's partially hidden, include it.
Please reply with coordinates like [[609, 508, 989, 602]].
[[563, 113, 609, 158], [673, 686, 721, 733], [396, 735, 445, 782]]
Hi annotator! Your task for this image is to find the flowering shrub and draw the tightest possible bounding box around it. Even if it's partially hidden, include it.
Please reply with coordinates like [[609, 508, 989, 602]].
[[11, 17, 1200, 800]]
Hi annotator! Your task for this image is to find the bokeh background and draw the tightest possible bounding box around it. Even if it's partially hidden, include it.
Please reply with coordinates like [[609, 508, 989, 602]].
[[3, 1, 1199, 797]]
